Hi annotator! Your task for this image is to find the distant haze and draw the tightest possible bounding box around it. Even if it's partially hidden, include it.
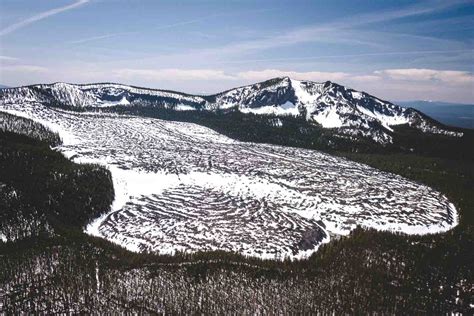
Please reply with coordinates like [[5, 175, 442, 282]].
[[396, 101, 473, 129]]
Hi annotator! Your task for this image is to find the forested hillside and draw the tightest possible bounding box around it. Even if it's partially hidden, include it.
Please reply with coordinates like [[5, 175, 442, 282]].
[[0, 112, 114, 241], [106, 106, 474, 160], [0, 112, 472, 313]]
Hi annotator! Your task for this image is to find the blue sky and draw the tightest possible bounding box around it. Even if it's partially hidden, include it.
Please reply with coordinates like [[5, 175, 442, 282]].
[[0, 0, 473, 102]]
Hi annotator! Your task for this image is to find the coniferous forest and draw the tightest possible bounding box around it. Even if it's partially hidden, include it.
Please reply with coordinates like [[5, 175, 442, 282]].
[[0, 111, 472, 314]]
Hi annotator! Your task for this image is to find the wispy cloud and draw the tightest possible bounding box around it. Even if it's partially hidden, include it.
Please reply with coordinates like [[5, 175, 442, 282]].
[[375, 68, 474, 84], [140, 0, 469, 67], [237, 69, 350, 82], [239, 68, 474, 86], [217, 49, 472, 65], [147, 7, 281, 33], [1, 65, 48, 73], [113, 68, 355, 82], [67, 32, 136, 45], [114, 68, 235, 81], [2, 64, 471, 102], [111, 67, 474, 86], [66, 8, 279, 46], [231, 67, 473, 102], [0, 0, 90, 36], [68, 15, 216, 45], [0, 55, 18, 61], [66, 14, 215, 45], [330, 0, 471, 27]]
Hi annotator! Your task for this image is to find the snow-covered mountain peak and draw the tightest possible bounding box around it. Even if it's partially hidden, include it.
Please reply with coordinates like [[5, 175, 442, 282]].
[[0, 77, 463, 144]]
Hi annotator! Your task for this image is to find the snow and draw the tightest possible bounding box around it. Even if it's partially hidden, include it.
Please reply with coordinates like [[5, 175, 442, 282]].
[[1, 79, 463, 145], [1, 82, 207, 108], [0, 78, 464, 259], [290, 78, 321, 105], [95, 262, 100, 295], [311, 109, 344, 128], [0, 102, 459, 260], [356, 105, 409, 132], [351, 91, 363, 100], [0, 108, 79, 145], [175, 104, 196, 111], [240, 101, 299, 116], [99, 96, 130, 107], [271, 118, 283, 127]]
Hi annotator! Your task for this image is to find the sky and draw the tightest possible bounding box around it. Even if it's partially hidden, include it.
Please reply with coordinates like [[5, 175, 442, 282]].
[[0, 0, 473, 103]]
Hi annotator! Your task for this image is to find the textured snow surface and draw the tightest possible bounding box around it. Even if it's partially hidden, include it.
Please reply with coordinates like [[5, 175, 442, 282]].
[[0, 102, 459, 260]]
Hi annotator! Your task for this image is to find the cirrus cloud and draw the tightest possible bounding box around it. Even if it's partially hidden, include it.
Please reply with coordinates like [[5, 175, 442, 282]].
[[0, 55, 18, 61], [114, 68, 235, 81], [375, 68, 473, 84], [1, 65, 48, 73], [0, 0, 90, 37]]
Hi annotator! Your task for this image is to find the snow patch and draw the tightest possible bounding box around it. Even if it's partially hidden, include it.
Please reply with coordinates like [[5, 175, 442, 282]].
[[240, 103, 299, 116], [356, 105, 409, 131], [99, 96, 130, 107], [351, 91, 363, 100], [175, 104, 196, 111], [311, 110, 343, 128]]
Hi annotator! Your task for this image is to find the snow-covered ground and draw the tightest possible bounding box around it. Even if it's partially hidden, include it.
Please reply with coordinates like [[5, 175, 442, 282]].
[[0, 102, 458, 260]]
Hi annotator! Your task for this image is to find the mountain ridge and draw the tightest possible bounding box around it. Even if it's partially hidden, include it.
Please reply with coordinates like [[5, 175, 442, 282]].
[[0, 77, 463, 144]]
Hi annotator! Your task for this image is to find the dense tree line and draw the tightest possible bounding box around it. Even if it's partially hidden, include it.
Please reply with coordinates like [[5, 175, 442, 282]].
[[0, 112, 472, 313], [0, 113, 114, 241], [0, 226, 471, 313], [0, 112, 61, 146], [102, 106, 474, 160]]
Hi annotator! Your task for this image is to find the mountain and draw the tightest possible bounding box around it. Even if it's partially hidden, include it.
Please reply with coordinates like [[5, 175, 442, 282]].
[[396, 100, 473, 129], [0, 84, 9, 89], [0, 77, 462, 145], [1, 80, 472, 313]]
